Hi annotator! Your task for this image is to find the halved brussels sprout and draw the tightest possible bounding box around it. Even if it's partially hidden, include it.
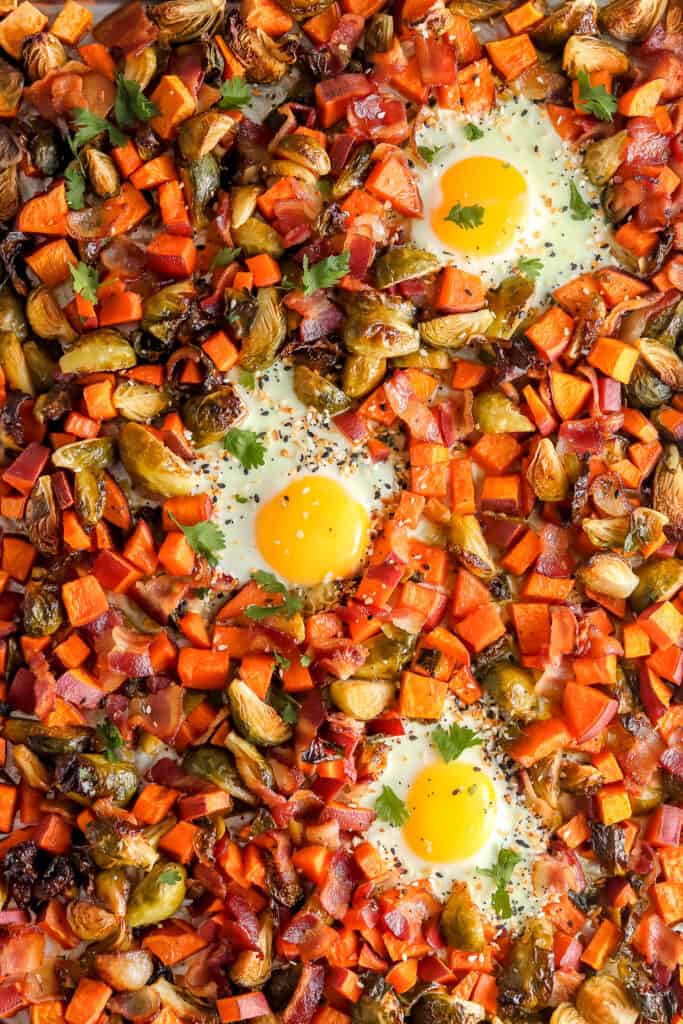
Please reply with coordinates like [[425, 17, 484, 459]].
[[365, 12, 394, 54], [0, 58, 23, 124], [228, 678, 292, 746], [550, 1006, 585, 1024], [123, 47, 157, 89], [56, 754, 138, 806], [96, 869, 131, 916], [12, 744, 50, 790], [0, 331, 34, 394], [353, 979, 404, 1024], [75, 469, 105, 528], [142, 281, 195, 342], [25, 476, 59, 557], [67, 900, 119, 943], [183, 154, 220, 228], [473, 390, 534, 433], [450, 514, 496, 577], [582, 516, 629, 549], [95, 950, 154, 992], [0, 286, 27, 339], [294, 365, 349, 415], [631, 556, 683, 613], [530, 0, 597, 49], [223, 730, 274, 794], [52, 437, 115, 472], [627, 359, 672, 408], [113, 380, 171, 422], [119, 422, 199, 497], [374, 246, 440, 289], [600, 0, 666, 39], [354, 627, 416, 679], [499, 917, 554, 1014], [562, 34, 629, 75], [487, 274, 535, 339], [440, 883, 485, 952], [583, 130, 628, 187], [230, 185, 261, 230], [332, 142, 373, 201], [275, 133, 331, 177], [85, 148, 120, 198], [484, 664, 537, 721], [653, 444, 683, 540], [182, 386, 246, 445], [276, 0, 333, 18], [526, 438, 569, 501], [394, 347, 451, 369], [342, 354, 386, 399], [419, 310, 494, 348], [233, 217, 284, 258], [580, 553, 638, 599], [2, 719, 90, 755], [576, 974, 638, 1024], [182, 745, 255, 803], [151, 0, 226, 43], [23, 340, 56, 392], [240, 287, 286, 370], [126, 862, 187, 928], [86, 820, 159, 871], [230, 912, 273, 986], [59, 331, 137, 374], [449, 0, 514, 17], [225, 10, 294, 80], [342, 291, 418, 358], [329, 679, 395, 720], [179, 112, 237, 161], [0, 165, 18, 223], [23, 577, 63, 637], [412, 990, 482, 1024], [635, 338, 683, 389]]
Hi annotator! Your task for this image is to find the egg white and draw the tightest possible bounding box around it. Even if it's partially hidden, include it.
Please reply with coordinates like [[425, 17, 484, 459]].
[[361, 698, 547, 924], [198, 362, 404, 584], [411, 98, 612, 300]]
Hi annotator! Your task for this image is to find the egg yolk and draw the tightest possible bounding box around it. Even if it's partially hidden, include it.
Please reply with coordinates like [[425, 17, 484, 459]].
[[255, 475, 370, 585], [403, 760, 496, 863], [432, 155, 528, 256]]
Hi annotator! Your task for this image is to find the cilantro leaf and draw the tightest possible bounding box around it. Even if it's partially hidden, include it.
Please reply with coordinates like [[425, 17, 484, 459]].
[[433, 723, 483, 762], [301, 252, 350, 296], [270, 687, 300, 724], [375, 785, 409, 827], [238, 369, 256, 391], [274, 651, 291, 672], [218, 76, 252, 110], [445, 202, 485, 229], [569, 181, 593, 221], [244, 570, 303, 620], [418, 144, 445, 164], [223, 427, 266, 470], [213, 246, 242, 268], [576, 69, 617, 122], [169, 513, 226, 567], [71, 108, 128, 150], [300, 654, 312, 667], [158, 868, 182, 884], [480, 847, 521, 919], [97, 720, 124, 762], [70, 261, 99, 304], [65, 165, 86, 210], [114, 74, 159, 130], [464, 122, 484, 140], [516, 257, 543, 280]]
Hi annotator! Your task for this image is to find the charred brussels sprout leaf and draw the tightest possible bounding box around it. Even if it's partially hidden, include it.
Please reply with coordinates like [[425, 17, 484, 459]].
[[183, 386, 246, 447], [56, 754, 138, 806]]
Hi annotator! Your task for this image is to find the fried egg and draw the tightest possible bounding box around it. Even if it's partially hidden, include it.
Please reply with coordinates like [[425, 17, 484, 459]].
[[199, 363, 403, 586], [361, 698, 547, 922], [411, 98, 612, 299]]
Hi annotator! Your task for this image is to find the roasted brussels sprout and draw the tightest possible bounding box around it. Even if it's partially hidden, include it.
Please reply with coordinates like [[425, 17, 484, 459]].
[[631, 557, 683, 613], [450, 514, 496, 577], [583, 130, 628, 187], [354, 627, 416, 679], [123, 47, 157, 89], [228, 678, 292, 746], [0, 331, 34, 394], [440, 883, 485, 952], [151, 0, 226, 42], [342, 290, 418, 358], [580, 552, 638, 599], [179, 111, 237, 161], [342, 354, 386, 398], [487, 274, 534, 339], [95, 869, 131, 916], [0, 165, 18, 223], [374, 247, 440, 288], [113, 380, 171, 422], [627, 359, 672, 408], [119, 422, 199, 498], [275, 133, 331, 177], [600, 0, 666, 40], [0, 286, 27, 339], [182, 386, 246, 445], [484, 663, 537, 721], [59, 331, 137, 374], [562, 33, 629, 75], [276, 0, 334, 18], [142, 281, 196, 342], [530, 0, 597, 48], [365, 12, 394, 53], [576, 974, 638, 1024], [56, 754, 138, 806], [550, 1006, 587, 1024], [636, 337, 683, 389], [2, 719, 90, 755], [582, 516, 629, 549], [25, 287, 76, 345], [0, 58, 23, 129], [85, 148, 120, 198], [95, 950, 154, 992], [413, 990, 483, 1024], [499, 917, 554, 1015], [86, 819, 159, 871], [353, 977, 404, 1024], [233, 217, 284, 258], [67, 900, 119, 943], [126, 862, 187, 928], [25, 476, 59, 557], [294, 365, 349, 415], [329, 679, 395, 720], [183, 746, 253, 802], [75, 469, 105, 528], [240, 287, 287, 370], [230, 185, 261, 229], [230, 912, 274, 986], [183, 154, 220, 227], [23, 576, 63, 637], [420, 310, 494, 349], [223, 731, 274, 794], [473, 390, 534, 433], [52, 437, 115, 472], [225, 10, 295, 80], [653, 445, 683, 540], [449, 0, 515, 17], [526, 437, 570, 501], [333, 142, 373, 200]]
